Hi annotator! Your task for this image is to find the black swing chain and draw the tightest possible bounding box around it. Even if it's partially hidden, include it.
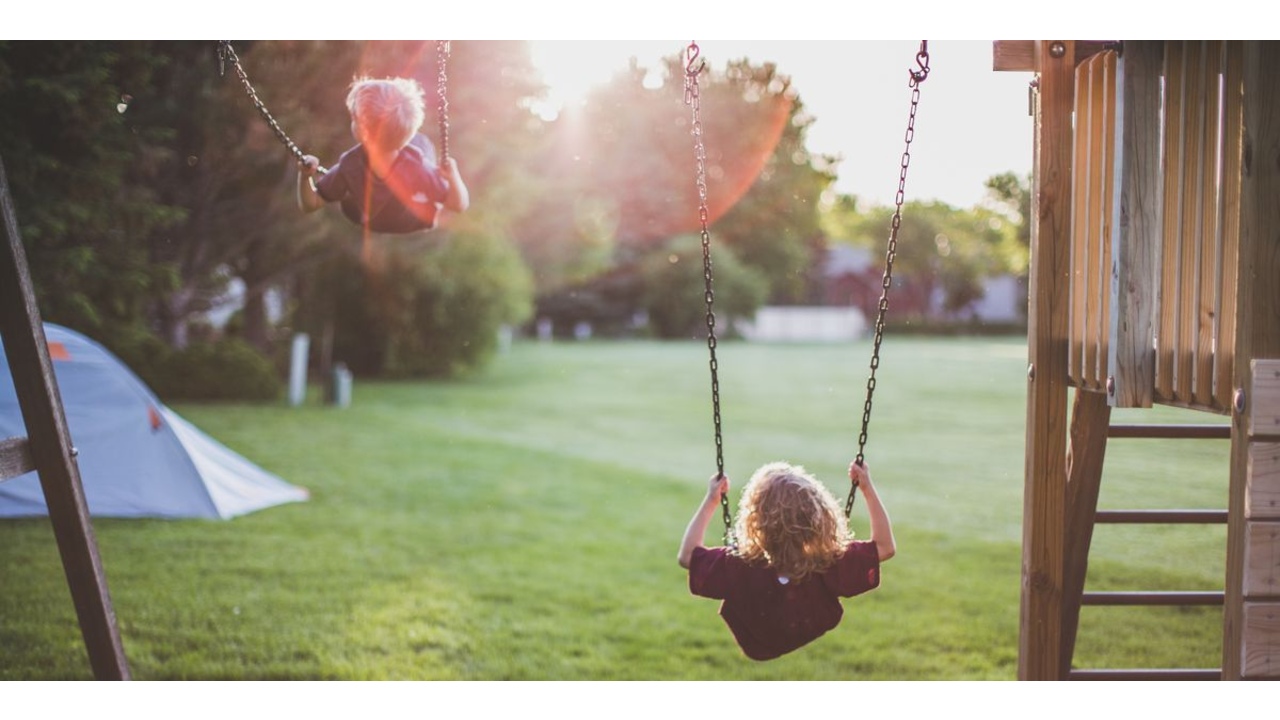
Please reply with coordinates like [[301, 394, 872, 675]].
[[436, 40, 451, 163], [216, 41, 327, 175], [847, 40, 930, 519], [684, 42, 735, 552]]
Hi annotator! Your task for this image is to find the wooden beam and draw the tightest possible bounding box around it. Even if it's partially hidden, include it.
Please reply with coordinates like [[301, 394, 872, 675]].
[[0, 154, 131, 680], [994, 40, 1117, 73], [994, 41, 1037, 72], [1060, 388, 1111, 674], [1019, 40, 1076, 681], [0, 435, 35, 481], [1224, 40, 1280, 682]]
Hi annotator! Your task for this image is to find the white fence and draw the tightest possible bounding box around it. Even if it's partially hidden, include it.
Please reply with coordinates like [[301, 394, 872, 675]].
[[735, 306, 868, 342]]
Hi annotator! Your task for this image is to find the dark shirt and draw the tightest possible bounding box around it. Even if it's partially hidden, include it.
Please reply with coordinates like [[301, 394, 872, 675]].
[[689, 540, 881, 661], [314, 133, 449, 234]]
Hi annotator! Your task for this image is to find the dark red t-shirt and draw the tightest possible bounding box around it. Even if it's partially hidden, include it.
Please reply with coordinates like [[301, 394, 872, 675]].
[[315, 133, 449, 234], [689, 540, 881, 661]]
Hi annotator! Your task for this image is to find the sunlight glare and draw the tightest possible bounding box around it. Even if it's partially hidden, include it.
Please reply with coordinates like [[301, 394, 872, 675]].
[[527, 41, 671, 121]]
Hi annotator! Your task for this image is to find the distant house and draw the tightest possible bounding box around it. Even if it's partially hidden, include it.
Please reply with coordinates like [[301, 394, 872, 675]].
[[821, 244, 932, 320], [821, 244, 1024, 324]]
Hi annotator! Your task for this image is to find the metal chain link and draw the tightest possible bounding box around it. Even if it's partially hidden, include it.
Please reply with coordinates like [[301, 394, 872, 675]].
[[436, 40, 451, 162], [217, 41, 326, 175], [846, 41, 930, 519], [684, 42, 735, 551]]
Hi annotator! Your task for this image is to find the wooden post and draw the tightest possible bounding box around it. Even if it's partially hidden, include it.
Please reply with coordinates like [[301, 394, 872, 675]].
[[1108, 41, 1161, 409], [1059, 388, 1112, 672], [1019, 40, 1076, 681], [0, 154, 131, 680], [1224, 41, 1280, 681]]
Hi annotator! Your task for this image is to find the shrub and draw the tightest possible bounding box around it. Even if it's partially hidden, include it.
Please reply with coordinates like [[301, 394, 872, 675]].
[[150, 337, 282, 402]]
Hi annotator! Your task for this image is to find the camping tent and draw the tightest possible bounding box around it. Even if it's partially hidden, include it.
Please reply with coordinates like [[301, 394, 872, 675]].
[[0, 324, 309, 519]]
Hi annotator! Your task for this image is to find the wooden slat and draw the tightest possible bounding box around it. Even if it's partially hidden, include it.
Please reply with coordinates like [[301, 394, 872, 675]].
[[1194, 41, 1224, 408], [1083, 54, 1107, 390], [1242, 602, 1280, 678], [1214, 43, 1244, 411], [1068, 669, 1220, 680], [1070, 61, 1090, 386], [1109, 40, 1161, 409], [1097, 54, 1117, 393], [1175, 41, 1206, 405], [1251, 360, 1280, 437], [1247, 442, 1280, 518], [1082, 591, 1223, 606], [1020, 39, 1076, 682], [1108, 423, 1230, 439], [1244, 522, 1280, 597], [1095, 509, 1228, 523], [0, 435, 35, 481], [1155, 41, 1185, 402]]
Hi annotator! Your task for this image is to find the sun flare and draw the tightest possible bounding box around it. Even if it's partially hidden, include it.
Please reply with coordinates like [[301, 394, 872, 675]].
[[527, 40, 673, 121]]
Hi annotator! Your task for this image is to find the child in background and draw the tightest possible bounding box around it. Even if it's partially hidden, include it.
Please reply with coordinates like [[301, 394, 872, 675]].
[[297, 76, 468, 234], [677, 460, 895, 661]]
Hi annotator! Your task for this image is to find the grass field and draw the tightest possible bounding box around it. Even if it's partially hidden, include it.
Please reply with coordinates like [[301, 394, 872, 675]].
[[0, 337, 1231, 680]]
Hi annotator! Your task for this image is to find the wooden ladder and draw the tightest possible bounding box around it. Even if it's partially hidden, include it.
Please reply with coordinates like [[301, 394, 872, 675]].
[[1064, 420, 1228, 680], [0, 153, 130, 679]]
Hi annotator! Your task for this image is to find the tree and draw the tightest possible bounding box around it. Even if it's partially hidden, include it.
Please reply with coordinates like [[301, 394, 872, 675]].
[[0, 41, 182, 338], [517, 50, 835, 325], [641, 234, 767, 339]]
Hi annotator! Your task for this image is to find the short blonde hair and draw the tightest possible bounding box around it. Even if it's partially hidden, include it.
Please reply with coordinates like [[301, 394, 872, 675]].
[[734, 462, 851, 581], [346, 76, 426, 152]]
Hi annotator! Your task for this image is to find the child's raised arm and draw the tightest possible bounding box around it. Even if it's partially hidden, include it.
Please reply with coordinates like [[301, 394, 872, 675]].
[[850, 461, 896, 562], [296, 155, 326, 213], [441, 157, 470, 213], [677, 473, 729, 569]]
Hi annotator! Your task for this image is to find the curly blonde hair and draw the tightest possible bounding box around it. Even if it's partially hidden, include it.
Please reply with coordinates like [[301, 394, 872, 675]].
[[734, 462, 851, 581], [346, 76, 426, 153]]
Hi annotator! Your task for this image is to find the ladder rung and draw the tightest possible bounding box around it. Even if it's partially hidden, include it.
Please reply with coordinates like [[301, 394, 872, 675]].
[[0, 436, 34, 482], [1068, 669, 1221, 681], [1095, 510, 1228, 524], [1082, 591, 1223, 606], [1108, 424, 1230, 439]]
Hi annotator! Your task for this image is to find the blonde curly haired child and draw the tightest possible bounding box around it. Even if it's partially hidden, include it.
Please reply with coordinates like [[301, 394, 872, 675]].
[[678, 460, 895, 661], [297, 76, 469, 234]]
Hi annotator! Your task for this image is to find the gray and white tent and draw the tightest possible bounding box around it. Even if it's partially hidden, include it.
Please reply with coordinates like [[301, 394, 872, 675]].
[[0, 323, 308, 519]]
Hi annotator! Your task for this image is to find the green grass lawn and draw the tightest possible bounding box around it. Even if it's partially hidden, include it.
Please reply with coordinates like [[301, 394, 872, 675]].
[[0, 337, 1230, 679]]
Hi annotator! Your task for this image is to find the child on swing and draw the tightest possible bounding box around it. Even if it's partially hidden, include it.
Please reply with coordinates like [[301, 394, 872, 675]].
[[678, 459, 895, 661], [297, 76, 469, 234]]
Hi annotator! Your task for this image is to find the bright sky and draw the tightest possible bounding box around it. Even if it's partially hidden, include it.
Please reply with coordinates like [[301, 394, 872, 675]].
[[528, 39, 1034, 209]]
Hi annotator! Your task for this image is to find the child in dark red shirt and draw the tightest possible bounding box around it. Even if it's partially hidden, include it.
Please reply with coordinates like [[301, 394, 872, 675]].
[[678, 460, 896, 661], [297, 76, 469, 234]]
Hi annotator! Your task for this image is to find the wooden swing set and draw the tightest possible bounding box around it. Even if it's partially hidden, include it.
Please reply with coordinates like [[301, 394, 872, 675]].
[[997, 40, 1280, 680]]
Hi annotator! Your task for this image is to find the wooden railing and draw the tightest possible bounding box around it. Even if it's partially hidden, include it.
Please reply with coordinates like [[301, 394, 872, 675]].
[[1068, 41, 1245, 414]]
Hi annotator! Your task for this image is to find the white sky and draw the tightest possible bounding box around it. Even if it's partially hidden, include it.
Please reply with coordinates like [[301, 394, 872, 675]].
[[529, 39, 1034, 209], [14, 2, 1249, 210]]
